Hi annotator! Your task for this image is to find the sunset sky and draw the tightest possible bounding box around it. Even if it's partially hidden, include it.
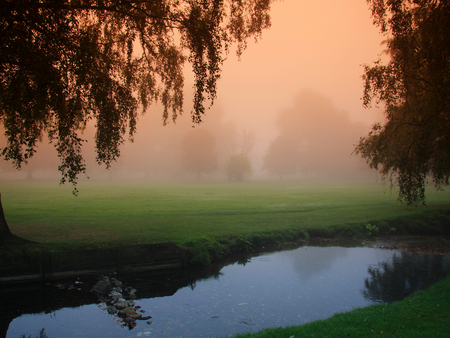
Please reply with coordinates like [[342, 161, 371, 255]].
[[206, 0, 386, 130], [129, 0, 389, 178]]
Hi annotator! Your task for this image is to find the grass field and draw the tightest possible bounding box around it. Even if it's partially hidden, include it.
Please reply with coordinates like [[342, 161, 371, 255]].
[[2, 179, 450, 248]]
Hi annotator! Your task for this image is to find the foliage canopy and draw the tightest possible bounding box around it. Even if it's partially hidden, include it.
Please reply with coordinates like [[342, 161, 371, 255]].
[[356, 0, 450, 205], [0, 0, 272, 191]]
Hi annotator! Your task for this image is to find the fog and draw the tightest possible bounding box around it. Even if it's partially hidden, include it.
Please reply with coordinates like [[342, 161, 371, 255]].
[[0, 88, 377, 182], [1, 0, 385, 183]]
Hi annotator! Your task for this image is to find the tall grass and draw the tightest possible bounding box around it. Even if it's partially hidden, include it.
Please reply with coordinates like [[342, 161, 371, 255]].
[[1, 179, 450, 248]]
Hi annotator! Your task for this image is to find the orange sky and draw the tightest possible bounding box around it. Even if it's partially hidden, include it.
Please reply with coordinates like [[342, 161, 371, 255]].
[[206, 0, 386, 131]]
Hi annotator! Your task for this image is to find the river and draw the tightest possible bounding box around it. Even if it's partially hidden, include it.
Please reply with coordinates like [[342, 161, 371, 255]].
[[5, 242, 450, 338]]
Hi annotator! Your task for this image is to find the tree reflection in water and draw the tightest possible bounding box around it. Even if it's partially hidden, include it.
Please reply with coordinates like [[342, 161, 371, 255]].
[[362, 252, 450, 304]]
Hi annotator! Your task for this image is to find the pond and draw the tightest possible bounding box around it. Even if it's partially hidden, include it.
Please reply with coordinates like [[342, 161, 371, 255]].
[[5, 243, 450, 338]]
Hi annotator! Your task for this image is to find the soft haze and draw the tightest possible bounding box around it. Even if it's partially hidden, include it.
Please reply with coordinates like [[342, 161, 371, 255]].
[[1, 0, 387, 181], [218, 0, 385, 127]]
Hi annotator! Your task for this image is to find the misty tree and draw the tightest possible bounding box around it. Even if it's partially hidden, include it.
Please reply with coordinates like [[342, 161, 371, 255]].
[[225, 129, 255, 181], [180, 129, 218, 179], [274, 89, 369, 178], [230, 129, 256, 156], [262, 135, 300, 178], [355, 0, 450, 205], [225, 153, 253, 181], [0, 0, 273, 243]]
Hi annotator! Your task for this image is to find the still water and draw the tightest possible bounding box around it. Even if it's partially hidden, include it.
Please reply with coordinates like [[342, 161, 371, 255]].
[[7, 246, 450, 338]]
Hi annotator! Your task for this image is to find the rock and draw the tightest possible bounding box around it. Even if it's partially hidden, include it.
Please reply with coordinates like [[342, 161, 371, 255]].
[[111, 295, 121, 303], [111, 286, 123, 293], [124, 317, 135, 324], [109, 290, 121, 299], [107, 306, 118, 314], [115, 299, 129, 309], [119, 307, 142, 320], [109, 290, 122, 303], [109, 290, 122, 297], [91, 275, 150, 329], [147, 320, 153, 325], [124, 317, 137, 329], [111, 277, 123, 288], [125, 287, 137, 298], [92, 277, 111, 295]]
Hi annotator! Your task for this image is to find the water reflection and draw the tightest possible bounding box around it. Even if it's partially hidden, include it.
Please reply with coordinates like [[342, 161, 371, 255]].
[[363, 252, 450, 303], [6, 246, 450, 338], [280, 246, 349, 278]]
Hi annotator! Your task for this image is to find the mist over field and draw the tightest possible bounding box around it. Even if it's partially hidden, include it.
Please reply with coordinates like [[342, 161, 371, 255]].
[[0, 87, 377, 183], [0, 0, 385, 184]]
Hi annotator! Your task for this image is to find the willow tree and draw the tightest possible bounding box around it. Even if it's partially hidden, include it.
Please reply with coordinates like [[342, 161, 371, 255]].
[[0, 0, 273, 242], [355, 0, 450, 205]]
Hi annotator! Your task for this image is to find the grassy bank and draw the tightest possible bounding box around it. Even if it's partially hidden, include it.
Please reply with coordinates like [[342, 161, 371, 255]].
[[1, 179, 449, 266], [233, 275, 450, 338], [2, 179, 450, 248]]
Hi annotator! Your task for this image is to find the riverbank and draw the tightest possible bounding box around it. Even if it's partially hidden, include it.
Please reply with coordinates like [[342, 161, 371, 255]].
[[1, 208, 450, 275], [182, 208, 450, 266], [233, 275, 450, 338], [1, 181, 450, 282], [1, 211, 449, 285]]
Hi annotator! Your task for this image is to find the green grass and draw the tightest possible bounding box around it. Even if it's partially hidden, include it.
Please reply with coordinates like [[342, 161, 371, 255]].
[[1, 179, 450, 248], [233, 275, 450, 338]]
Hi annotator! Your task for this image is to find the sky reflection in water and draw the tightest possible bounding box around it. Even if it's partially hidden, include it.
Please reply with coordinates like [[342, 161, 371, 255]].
[[8, 246, 450, 338]]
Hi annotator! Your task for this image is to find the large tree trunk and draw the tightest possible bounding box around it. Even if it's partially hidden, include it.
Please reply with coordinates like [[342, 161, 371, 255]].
[[0, 193, 14, 244], [0, 193, 32, 245]]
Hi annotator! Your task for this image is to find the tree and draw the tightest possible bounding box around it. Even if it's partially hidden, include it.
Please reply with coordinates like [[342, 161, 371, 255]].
[[180, 129, 218, 179], [0, 0, 272, 187], [0, 193, 12, 244], [225, 129, 255, 181], [225, 153, 253, 181], [274, 89, 371, 179], [355, 0, 450, 205], [0, 0, 273, 242], [262, 135, 300, 178], [0, 193, 32, 244], [230, 129, 256, 156], [15, 136, 60, 180]]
